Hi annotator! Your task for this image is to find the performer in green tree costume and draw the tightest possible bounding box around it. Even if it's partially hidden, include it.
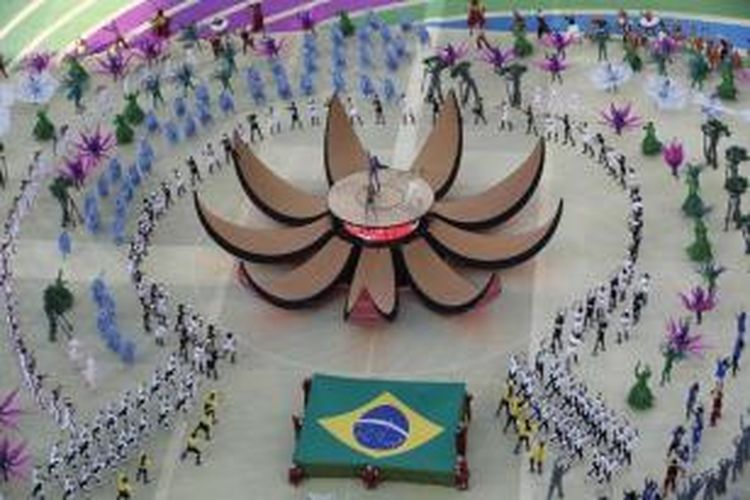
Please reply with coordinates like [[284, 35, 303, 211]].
[[62, 56, 90, 112], [682, 163, 709, 218], [627, 361, 654, 410], [43, 270, 74, 342], [338, 11, 355, 38], [641, 121, 662, 155], [114, 114, 134, 145], [512, 29, 533, 58], [687, 217, 713, 263], [33, 110, 55, 141], [623, 39, 642, 72], [123, 92, 145, 125], [688, 51, 710, 90], [716, 63, 738, 101]]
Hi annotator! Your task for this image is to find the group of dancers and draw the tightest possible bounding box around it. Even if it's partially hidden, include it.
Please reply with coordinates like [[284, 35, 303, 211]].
[[485, 47, 659, 496], [1, 1, 749, 497], [33, 130, 246, 497], [498, 353, 638, 489]]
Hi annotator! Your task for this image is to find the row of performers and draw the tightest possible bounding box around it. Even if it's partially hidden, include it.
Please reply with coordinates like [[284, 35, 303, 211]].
[[71, 3, 268, 57]]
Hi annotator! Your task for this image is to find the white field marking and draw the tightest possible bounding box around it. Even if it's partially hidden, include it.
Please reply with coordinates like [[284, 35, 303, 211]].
[[13, 0, 101, 64], [154, 421, 188, 500], [0, 0, 47, 41]]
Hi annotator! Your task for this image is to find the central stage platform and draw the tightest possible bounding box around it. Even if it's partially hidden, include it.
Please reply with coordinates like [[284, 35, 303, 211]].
[[327, 169, 434, 228], [293, 374, 467, 486]]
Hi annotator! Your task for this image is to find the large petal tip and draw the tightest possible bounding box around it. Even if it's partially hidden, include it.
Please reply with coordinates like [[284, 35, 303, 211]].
[[239, 236, 355, 308], [232, 138, 328, 226], [431, 138, 546, 230], [194, 192, 334, 263], [426, 198, 564, 269], [402, 238, 497, 313], [410, 90, 463, 199]]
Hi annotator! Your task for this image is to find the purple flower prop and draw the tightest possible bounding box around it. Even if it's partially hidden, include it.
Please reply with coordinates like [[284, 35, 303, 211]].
[[298, 10, 315, 32], [0, 389, 23, 430], [96, 50, 132, 81], [254, 37, 285, 59], [680, 286, 717, 324], [599, 102, 641, 135], [437, 42, 468, 67], [541, 31, 575, 54], [478, 44, 515, 72], [0, 435, 30, 482], [665, 317, 707, 359], [537, 53, 569, 75], [663, 139, 685, 178], [60, 156, 88, 185], [651, 35, 679, 58], [73, 126, 115, 170], [22, 51, 55, 75], [133, 37, 165, 66]]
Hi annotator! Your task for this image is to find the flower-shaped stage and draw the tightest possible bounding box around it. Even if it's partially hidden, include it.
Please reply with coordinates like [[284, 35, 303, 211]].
[[194, 91, 563, 320]]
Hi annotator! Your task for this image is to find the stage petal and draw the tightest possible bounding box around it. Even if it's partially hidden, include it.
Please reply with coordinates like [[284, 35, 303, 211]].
[[430, 139, 546, 230], [194, 193, 333, 263], [425, 200, 564, 269], [324, 95, 369, 185], [232, 132, 328, 226], [409, 91, 463, 200], [240, 236, 355, 308], [345, 248, 397, 320], [401, 238, 496, 313]]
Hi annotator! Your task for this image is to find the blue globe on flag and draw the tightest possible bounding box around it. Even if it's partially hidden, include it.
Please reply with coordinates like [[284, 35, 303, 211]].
[[353, 404, 410, 450]]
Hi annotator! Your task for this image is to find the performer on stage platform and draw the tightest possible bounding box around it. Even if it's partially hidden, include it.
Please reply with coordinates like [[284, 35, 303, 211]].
[[368, 152, 384, 194]]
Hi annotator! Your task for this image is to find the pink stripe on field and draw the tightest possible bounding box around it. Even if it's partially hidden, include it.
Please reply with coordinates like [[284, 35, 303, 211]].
[[196, 0, 310, 38]]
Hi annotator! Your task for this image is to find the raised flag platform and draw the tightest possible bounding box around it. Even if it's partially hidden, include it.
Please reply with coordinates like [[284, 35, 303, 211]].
[[292, 374, 467, 487]]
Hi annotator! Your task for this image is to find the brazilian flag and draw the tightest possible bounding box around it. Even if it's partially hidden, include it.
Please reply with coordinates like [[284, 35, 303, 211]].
[[293, 374, 466, 485]]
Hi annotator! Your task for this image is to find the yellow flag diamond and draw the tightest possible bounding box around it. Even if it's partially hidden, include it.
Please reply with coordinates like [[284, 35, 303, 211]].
[[318, 391, 444, 459]]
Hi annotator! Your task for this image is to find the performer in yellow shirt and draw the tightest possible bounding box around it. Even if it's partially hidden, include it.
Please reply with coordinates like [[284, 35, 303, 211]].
[[514, 417, 537, 454], [529, 438, 546, 474], [503, 395, 524, 433], [194, 413, 213, 440], [116, 472, 132, 500], [180, 431, 203, 465], [495, 380, 514, 418]]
